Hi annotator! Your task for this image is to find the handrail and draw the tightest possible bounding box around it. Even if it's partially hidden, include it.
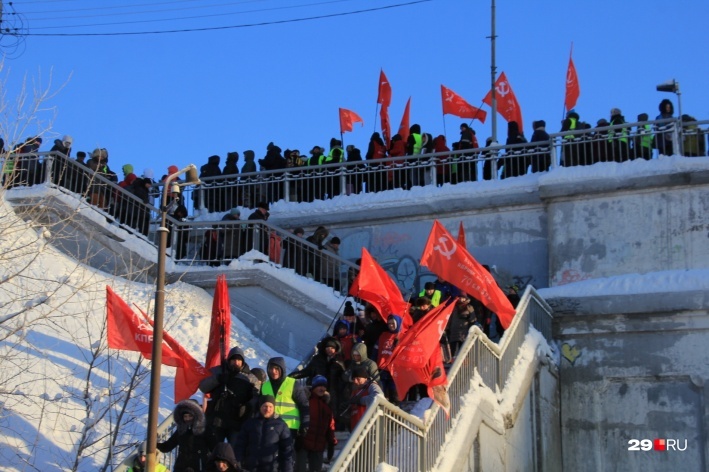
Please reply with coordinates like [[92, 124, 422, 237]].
[[329, 285, 553, 471]]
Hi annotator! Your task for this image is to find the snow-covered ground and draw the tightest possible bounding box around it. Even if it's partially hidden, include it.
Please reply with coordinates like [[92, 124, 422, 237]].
[[1, 154, 708, 471]]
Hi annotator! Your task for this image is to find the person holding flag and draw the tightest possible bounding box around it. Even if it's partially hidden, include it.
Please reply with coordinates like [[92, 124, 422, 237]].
[[349, 366, 384, 430], [373, 314, 405, 404]]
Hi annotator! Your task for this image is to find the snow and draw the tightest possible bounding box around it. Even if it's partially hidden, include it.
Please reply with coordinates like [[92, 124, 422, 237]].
[[1, 154, 708, 470]]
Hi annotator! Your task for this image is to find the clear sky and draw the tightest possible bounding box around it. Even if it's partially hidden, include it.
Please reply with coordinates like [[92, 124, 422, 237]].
[[3, 0, 708, 178]]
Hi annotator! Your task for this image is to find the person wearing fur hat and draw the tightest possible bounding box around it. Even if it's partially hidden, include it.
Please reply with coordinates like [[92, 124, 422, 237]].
[[199, 346, 259, 450], [157, 399, 209, 472], [656, 99, 675, 156], [261, 357, 309, 471], [349, 366, 384, 431], [303, 375, 337, 471], [234, 395, 294, 472], [206, 443, 240, 472]]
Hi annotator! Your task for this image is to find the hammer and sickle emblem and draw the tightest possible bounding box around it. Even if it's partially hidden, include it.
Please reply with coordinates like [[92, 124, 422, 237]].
[[496, 81, 510, 97], [566, 70, 574, 84], [433, 235, 457, 260]]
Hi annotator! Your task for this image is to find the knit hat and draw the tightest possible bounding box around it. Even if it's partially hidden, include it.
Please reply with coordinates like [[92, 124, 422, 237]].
[[256, 201, 270, 211], [251, 368, 267, 383], [259, 394, 276, 406], [229, 208, 241, 216], [324, 338, 339, 350], [168, 165, 179, 175], [352, 366, 369, 379], [610, 108, 621, 117], [294, 227, 305, 236], [343, 301, 355, 317], [122, 164, 134, 175], [330, 237, 341, 245], [142, 168, 154, 180], [62, 135, 73, 146], [312, 375, 328, 388]]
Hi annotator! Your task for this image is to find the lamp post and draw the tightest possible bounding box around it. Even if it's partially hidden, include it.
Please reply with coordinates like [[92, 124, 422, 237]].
[[146, 164, 200, 472]]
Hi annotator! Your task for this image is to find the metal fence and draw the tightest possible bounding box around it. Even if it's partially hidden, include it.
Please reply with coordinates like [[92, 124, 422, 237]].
[[329, 285, 554, 471]]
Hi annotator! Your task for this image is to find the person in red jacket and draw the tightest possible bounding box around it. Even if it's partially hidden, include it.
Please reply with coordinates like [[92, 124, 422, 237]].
[[303, 375, 337, 471], [388, 134, 406, 190], [374, 314, 404, 404]]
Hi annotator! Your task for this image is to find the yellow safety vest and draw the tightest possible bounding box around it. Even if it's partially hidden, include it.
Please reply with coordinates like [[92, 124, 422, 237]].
[[261, 377, 300, 429]]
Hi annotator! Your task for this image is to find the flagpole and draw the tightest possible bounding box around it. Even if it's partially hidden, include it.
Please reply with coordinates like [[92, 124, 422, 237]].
[[374, 103, 380, 134], [489, 0, 498, 143]]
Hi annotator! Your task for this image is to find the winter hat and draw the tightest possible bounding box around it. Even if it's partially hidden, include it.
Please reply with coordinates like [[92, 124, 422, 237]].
[[637, 113, 649, 121], [610, 108, 621, 117], [323, 338, 339, 350], [227, 346, 245, 362], [142, 168, 155, 180], [122, 164, 134, 175], [62, 135, 73, 146], [312, 375, 328, 388], [352, 366, 369, 379], [294, 227, 305, 236], [244, 150, 255, 161], [259, 394, 276, 406], [229, 208, 241, 216], [533, 120, 546, 129], [597, 119, 610, 127], [168, 165, 179, 175], [330, 237, 341, 245], [251, 368, 267, 383], [343, 301, 355, 317], [256, 201, 270, 211], [226, 152, 239, 162]]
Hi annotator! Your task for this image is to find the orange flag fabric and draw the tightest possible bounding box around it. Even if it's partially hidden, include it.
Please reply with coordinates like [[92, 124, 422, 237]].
[[205, 275, 231, 371], [339, 107, 364, 134], [377, 69, 392, 107], [564, 56, 580, 112], [420, 220, 516, 329], [398, 97, 411, 143], [349, 248, 412, 328], [482, 71, 524, 133], [380, 106, 392, 147], [441, 85, 487, 123]]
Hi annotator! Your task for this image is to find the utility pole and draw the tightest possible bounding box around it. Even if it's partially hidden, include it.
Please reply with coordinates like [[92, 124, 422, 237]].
[[489, 0, 498, 144]]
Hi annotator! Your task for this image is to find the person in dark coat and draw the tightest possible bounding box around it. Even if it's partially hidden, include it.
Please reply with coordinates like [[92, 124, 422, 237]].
[[246, 201, 270, 256], [609, 108, 630, 162], [303, 375, 337, 471], [529, 120, 552, 173], [282, 227, 306, 275], [458, 123, 479, 183], [258, 143, 286, 204], [349, 367, 384, 431], [223, 152, 240, 176], [304, 226, 328, 279], [234, 395, 294, 472], [198, 155, 223, 213], [157, 399, 210, 472], [445, 295, 479, 358], [206, 443, 240, 472], [199, 346, 259, 450], [221, 208, 247, 261], [656, 99, 675, 156], [123, 177, 152, 236], [502, 121, 529, 178]]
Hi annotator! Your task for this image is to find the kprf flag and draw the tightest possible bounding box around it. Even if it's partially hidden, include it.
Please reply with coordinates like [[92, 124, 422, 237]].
[[420, 220, 516, 329], [441, 85, 487, 123], [398, 97, 411, 142], [205, 274, 231, 370], [564, 55, 580, 112], [349, 247, 412, 328], [339, 108, 364, 133], [377, 69, 392, 107], [385, 301, 455, 415], [482, 71, 524, 133], [106, 286, 181, 365]]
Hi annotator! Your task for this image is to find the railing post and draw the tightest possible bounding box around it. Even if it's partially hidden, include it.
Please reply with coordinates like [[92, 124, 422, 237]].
[[339, 165, 346, 197], [284, 171, 291, 202], [672, 119, 683, 156], [550, 138, 559, 169], [44, 153, 54, 184], [429, 158, 437, 187]]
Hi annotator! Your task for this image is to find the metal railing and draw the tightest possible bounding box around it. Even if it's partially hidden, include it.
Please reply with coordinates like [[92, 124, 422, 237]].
[[329, 285, 554, 471]]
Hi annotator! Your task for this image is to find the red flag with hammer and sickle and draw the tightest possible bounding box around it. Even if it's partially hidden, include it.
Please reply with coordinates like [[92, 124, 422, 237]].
[[482, 71, 524, 134]]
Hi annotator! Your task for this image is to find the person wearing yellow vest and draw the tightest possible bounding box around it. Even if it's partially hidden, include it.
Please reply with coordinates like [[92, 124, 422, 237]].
[[406, 124, 424, 188], [418, 281, 442, 307], [127, 443, 167, 472], [261, 356, 310, 472], [633, 113, 654, 160], [609, 108, 630, 162], [560, 110, 583, 166]]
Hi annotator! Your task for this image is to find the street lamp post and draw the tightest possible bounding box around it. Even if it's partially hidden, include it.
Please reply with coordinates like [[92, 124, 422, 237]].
[[145, 164, 200, 472]]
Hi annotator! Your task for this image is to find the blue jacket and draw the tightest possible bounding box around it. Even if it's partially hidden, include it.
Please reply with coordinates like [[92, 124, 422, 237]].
[[233, 413, 293, 472]]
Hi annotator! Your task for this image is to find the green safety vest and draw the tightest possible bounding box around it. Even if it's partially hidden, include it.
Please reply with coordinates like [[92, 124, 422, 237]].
[[639, 124, 654, 149], [261, 377, 300, 429], [563, 117, 577, 140], [411, 133, 422, 154], [418, 289, 442, 307], [2, 156, 14, 174], [608, 121, 628, 144], [321, 147, 343, 165]]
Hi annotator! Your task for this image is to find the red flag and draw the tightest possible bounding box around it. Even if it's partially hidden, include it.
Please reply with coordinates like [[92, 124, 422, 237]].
[[457, 221, 467, 250], [398, 97, 411, 143], [161, 326, 211, 403], [106, 286, 181, 365], [564, 56, 580, 112], [482, 72, 524, 133], [420, 221, 516, 329], [377, 69, 392, 108], [339, 108, 364, 134], [205, 275, 231, 371], [386, 301, 455, 409], [380, 106, 392, 147], [349, 248, 412, 328], [441, 85, 487, 123]]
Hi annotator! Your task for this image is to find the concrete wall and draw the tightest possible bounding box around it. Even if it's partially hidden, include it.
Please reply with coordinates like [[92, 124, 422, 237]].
[[549, 293, 709, 471]]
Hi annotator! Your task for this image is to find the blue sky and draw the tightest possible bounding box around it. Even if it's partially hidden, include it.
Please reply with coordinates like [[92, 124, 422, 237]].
[[4, 0, 708, 178]]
